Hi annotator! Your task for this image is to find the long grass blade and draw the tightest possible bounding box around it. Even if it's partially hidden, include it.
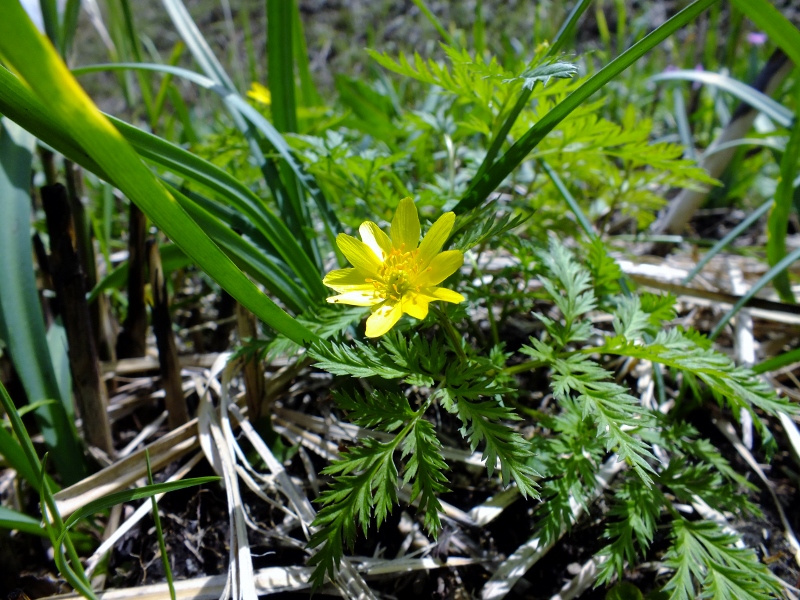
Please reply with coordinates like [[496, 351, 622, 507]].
[[539, 158, 597, 239], [471, 0, 590, 188], [161, 0, 326, 265], [38, 0, 61, 49], [267, 0, 298, 133], [753, 347, 800, 374], [682, 199, 774, 285], [61, 0, 82, 58], [146, 449, 177, 600], [173, 187, 315, 313], [161, 0, 236, 90], [291, 0, 321, 107], [61, 476, 220, 532], [411, 0, 455, 47], [454, 0, 716, 213], [0, 382, 90, 592], [0, 66, 107, 178], [73, 62, 342, 241], [651, 70, 793, 128], [0, 5, 319, 347], [109, 114, 326, 299], [766, 79, 800, 303], [710, 246, 800, 340], [0, 421, 41, 488], [0, 506, 48, 537]]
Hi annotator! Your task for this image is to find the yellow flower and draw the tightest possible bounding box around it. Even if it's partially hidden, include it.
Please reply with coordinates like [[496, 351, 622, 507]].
[[247, 82, 272, 105], [324, 197, 465, 337]]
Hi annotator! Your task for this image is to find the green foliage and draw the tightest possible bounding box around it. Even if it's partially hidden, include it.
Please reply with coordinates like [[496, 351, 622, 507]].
[[401, 419, 448, 533], [332, 388, 415, 432], [596, 478, 663, 585], [308, 339, 410, 379], [307, 435, 402, 588], [0, 2, 793, 597], [451, 202, 532, 253], [598, 328, 795, 423], [662, 519, 782, 600]]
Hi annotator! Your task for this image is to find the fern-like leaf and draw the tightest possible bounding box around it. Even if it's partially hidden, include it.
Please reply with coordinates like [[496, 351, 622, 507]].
[[309, 339, 409, 379], [332, 388, 416, 432], [598, 329, 796, 419], [662, 519, 781, 600], [500, 60, 578, 89], [308, 438, 400, 588], [596, 477, 664, 585], [443, 391, 539, 498], [402, 419, 449, 534]]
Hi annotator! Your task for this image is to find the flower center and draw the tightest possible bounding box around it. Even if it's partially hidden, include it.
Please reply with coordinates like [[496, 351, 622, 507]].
[[369, 246, 423, 302]]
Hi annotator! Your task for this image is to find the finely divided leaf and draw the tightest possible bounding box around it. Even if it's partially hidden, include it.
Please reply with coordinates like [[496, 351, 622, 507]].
[[451, 396, 539, 498], [309, 339, 409, 379], [308, 438, 400, 588], [332, 388, 415, 432], [401, 419, 449, 534], [662, 519, 781, 600]]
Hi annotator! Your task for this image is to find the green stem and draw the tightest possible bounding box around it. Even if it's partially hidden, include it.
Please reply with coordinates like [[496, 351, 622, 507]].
[[503, 359, 546, 376], [435, 306, 467, 363]]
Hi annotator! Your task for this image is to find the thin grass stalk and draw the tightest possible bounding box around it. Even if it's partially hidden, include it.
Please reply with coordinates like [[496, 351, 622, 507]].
[[0, 383, 93, 593], [146, 449, 177, 600], [682, 199, 774, 285], [411, 0, 455, 47], [710, 246, 800, 341]]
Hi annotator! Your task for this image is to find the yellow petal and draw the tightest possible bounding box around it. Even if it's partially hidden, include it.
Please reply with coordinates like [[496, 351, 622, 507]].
[[424, 287, 465, 304], [326, 290, 379, 306], [402, 292, 432, 320], [365, 301, 402, 337], [418, 212, 455, 268], [323, 268, 373, 292], [336, 233, 381, 276], [390, 197, 420, 251], [247, 82, 272, 105], [416, 250, 463, 287], [359, 221, 392, 261]]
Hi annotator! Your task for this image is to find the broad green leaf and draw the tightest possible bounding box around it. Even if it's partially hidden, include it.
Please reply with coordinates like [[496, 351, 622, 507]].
[[0, 506, 47, 537], [267, 0, 298, 133], [0, 119, 87, 484], [766, 78, 800, 303]]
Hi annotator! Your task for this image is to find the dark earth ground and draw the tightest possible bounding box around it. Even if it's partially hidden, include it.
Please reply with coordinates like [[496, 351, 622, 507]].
[[2, 287, 799, 598]]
